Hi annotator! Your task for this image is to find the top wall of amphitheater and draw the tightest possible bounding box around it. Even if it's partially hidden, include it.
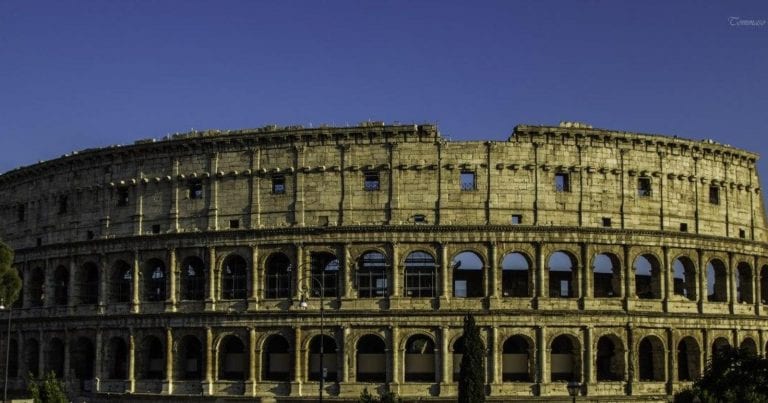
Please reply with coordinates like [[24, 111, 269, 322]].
[[0, 122, 765, 250]]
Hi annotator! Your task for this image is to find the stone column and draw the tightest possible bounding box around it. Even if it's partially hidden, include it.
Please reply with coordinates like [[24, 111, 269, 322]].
[[206, 247, 216, 310], [535, 242, 545, 303], [583, 245, 593, 300], [390, 326, 401, 384], [249, 246, 260, 309], [440, 243, 450, 299], [342, 326, 351, 383], [490, 326, 501, 384], [95, 329, 103, 391], [131, 250, 140, 313], [535, 326, 545, 387], [697, 249, 706, 312], [728, 252, 736, 309], [623, 245, 633, 308], [128, 330, 136, 393], [663, 246, 672, 310], [98, 254, 108, 312], [666, 327, 675, 390], [754, 255, 761, 314], [583, 326, 592, 384], [390, 243, 400, 298], [343, 245, 354, 298], [249, 149, 261, 229], [294, 244, 305, 300], [165, 327, 174, 394], [68, 260, 76, 308], [205, 327, 213, 395], [440, 326, 450, 384], [626, 325, 634, 393], [169, 158, 180, 232], [167, 248, 177, 311], [293, 326, 303, 385], [207, 152, 219, 231], [248, 327, 257, 394], [488, 242, 499, 299]]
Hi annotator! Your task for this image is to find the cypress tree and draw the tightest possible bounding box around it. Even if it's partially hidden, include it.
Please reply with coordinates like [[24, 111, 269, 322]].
[[458, 314, 486, 403]]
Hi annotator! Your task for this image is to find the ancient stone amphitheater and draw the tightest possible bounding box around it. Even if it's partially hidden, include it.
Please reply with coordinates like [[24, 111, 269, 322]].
[[0, 121, 766, 402]]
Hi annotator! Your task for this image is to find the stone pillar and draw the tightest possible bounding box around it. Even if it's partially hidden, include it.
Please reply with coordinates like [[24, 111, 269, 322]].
[[249, 149, 261, 229], [342, 326, 351, 383], [132, 250, 140, 313], [728, 252, 736, 309], [440, 243, 450, 299], [390, 326, 400, 384], [98, 254, 108, 313], [207, 152, 219, 231], [293, 326, 303, 387], [128, 330, 136, 393], [248, 327, 257, 394], [294, 146, 306, 226], [754, 255, 761, 314], [697, 249, 706, 312], [583, 326, 592, 384], [663, 246, 672, 310], [68, 260, 76, 308], [165, 327, 173, 394], [535, 243, 545, 303], [294, 244, 305, 300], [488, 242, 498, 299], [249, 246, 259, 309], [205, 327, 213, 395], [167, 248, 177, 311], [490, 326, 501, 384], [343, 245, 354, 298], [583, 245, 593, 299], [169, 158, 180, 232], [535, 326, 545, 387], [391, 243, 400, 298], [95, 329, 103, 391], [206, 247, 216, 310], [440, 326, 450, 385], [626, 325, 634, 394], [623, 245, 633, 308], [666, 327, 675, 391]]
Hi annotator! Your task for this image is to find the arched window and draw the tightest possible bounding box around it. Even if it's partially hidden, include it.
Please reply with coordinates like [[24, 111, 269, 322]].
[[404, 251, 436, 297], [262, 335, 290, 381], [736, 262, 753, 303], [221, 254, 248, 300], [548, 252, 577, 298], [28, 267, 44, 307], [143, 259, 166, 302], [638, 336, 665, 381], [356, 335, 386, 382], [265, 253, 291, 299], [107, 337, 128, 379], [634, 254, 662, 299], [47, 338, 65, 378], [673, 257, 697, 301], [310, 252, 339, 298], [677, 337, 700, 382], [712, 337, 730, 357], [452, 251, 484, 298], [70, 337, 95, 380], [77, 262, 99, 305], [140, 336, 165, 379], [219, 335, 246, 381], [740, 338, 757, 357], [502, 335, 531, 381], [707, 259, 728, 302], [308, 335, 338, 381], [761, 265, 768, 304], [452, 336, 466, 381], [176, 335, 204, 380], [501, 252, 530, 298], [596, 335, 624, 381], [180, 256, 206, 301], [25, 339, 40, 377], [593, 253, 620, 298], [110, 260, 132, 303], [404, 335, 435, 382], [550, 335, 578, 381], [53, 266, 68, 306], [357, 251, 387, 298]]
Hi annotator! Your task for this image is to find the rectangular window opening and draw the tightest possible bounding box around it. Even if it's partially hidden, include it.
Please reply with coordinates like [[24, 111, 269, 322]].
[[272, 175, 285, 194], [602, 217, 612, 228], [511, 214, 523, 225], [117, 187, 129, 207], [229, 219, 240, 229], [189, 179, 204, 199], [413, 214, 427, 224], [680, 223, 688, 232], [58, 195, 68, 215], [638, 177, 652, 197], [36, 238, 42, 247], [86, 230, 95, 240], [17, 204, 25, 222], [739, 228, 746, 238], [555, 173, 570, 192], [151, 224, 161, 234], [709, 186, 720, 205], [460, 171, 476, 191], [364, 171, 380, 191]]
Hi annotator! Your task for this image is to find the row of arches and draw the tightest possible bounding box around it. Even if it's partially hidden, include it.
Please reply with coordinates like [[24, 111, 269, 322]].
[[6, 332, 761, 384], [20, 250, 768, 307]]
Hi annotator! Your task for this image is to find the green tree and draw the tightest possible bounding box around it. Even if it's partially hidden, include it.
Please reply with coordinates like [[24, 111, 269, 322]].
[[0, 241, 22, 307], [675, 346, 768, 403], [458, 314, 486, 403], [28, 371, 69, 403], [358, 388, 402, 403]]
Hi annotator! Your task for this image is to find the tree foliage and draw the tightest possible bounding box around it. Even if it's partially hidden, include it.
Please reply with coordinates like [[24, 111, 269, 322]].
[[28, 371, 69, 403], [675, 346, 768, 403], [0, 241, 21, 307], [458, 314, 486, 403], [358, 388, 402, 403]]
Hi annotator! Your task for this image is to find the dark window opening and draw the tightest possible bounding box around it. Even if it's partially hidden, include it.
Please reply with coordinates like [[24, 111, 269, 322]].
[[263, 335, 290, 381], [221, 255, 248, 300], [404, 251, 435, 297], [265, 253, 291, 299], [57, 195, 68, 214], [413, 214, 427, 224], [272, 175, 285, 194], [36, 238, 42, 247], [709, 186, 720, 205], [452, 251, 484, 298], [739, 228, 746, 239], [151, 224, 161, 234], [460, 171, 476, 191], [602, 217, 612, 228], [116, 187, 129, 207], [229, 219, 240, 229], [502, 252, 530, 298], [511, 214, 522, 225], [357, 251, 388, 298], [680, 223, 688, 232], [86, 230, 95, 240], [17, 204, 25, 222], [638, 177, 652, 197], [555, 173, 570, 192], [180, 257, 205, 301], [364, 171, 380, 191], [188, 179, 203, 199], [310, 252, 339, 298]]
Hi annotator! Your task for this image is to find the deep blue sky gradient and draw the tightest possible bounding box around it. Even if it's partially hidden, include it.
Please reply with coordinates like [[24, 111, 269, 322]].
[[2, 1, 767, 181]]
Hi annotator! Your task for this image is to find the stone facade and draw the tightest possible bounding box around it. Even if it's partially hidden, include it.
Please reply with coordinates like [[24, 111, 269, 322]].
[[0, 122, 766, 401]]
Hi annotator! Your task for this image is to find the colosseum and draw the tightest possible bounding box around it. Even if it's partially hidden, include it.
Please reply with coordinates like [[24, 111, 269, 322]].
[[0, 121, 766, 402]]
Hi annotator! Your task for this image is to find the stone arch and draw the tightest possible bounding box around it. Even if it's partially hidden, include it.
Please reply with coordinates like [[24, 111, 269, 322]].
[[218, 334, 246, 381], [176, 335, 204, 380], [404, 251, 436, 298], [592, 253, 621, 298], [28, 266, 44, 307], [52, 265, 69, 306], [548, 251, 578, 298], [356, 250, 388, 298], [638, 335, 665, 381], [451, 250, 485, 298], [404, 334, 436, 382], [596, 334, 624, 381], [76, 261, 99, 305], [25, 338, 40, 377], [451, 335, 466, 381], [110, 260, 132, 303], [356, 334, 386, 382], [179, 255, 206, 301], [712, 337, 730, 360], [308, 334, 338, 382], [740, 337, 758, 356], [262, 333, 291, 381], [707, 259, 728, 302], [634, 254, 662, 299], [221, 253, 248, 300], [138, 335, 165, 379], [677, 336, 701, 381], [736, 261, 753, 303], [502, 335, 532, 382], [550, 334, 580, 381], [501, 251, 531, 298], [309, 251, 340, 299], [143, 258, 167, 302], [70, 336, 95, 381], [672, 256, 697, 301], [46, 337, 65, 378], [265, 252, 292, 299], [106, 336, 128, 379]]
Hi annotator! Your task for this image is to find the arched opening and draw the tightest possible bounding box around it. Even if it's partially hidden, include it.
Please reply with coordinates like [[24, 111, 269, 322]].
[[452, 251, 484, 298], [110, 260, 132, 303], [47, 338, 65, 378], [180, 256, 206, 301], [502, 335, 531, 381], [548, 251, 577, 298], [596, 335, 624, 381], [53, 265, 69, 306], [634, 254, 662, 299], [218, 335, 246, 380], [356, 334, 386, 382], [740, 338, 757, 357], [140, 336, 165, 379], [761, 265, 768, 304], [712, 337, 730, 358], [77, 262, 99, 305], [638, 336, 665, 381], [404, 335, 435, 382], [707, 259, 728, 302], [677, 337, 701, 382], [550, 335, 579, 381], [25, 339, 40, 377], [28, 267, 44, 307], [143, 259, 166, 302], [736, 262, 753, 303], [673, 257, 697, 301], [404, 251, 436, 297], [501, 252, 530, 297], [265, 253, 291, 299], [309, 252, 339, 298], [71, 336, 95, 380], [452, 336, 465, 381], [8, 339, 18, 378], [107, 337, 128, 379], [221, 254, 248, 300], [176, 335, 203, 380], [593, 253, 621, 298], [308, 335, 338, 382], [262, 335, 290, 381], [357, 251, 388, 298]]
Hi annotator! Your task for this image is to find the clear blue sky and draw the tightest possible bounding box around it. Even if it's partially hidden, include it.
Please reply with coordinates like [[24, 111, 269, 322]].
[[2, 1, 767, 181]]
